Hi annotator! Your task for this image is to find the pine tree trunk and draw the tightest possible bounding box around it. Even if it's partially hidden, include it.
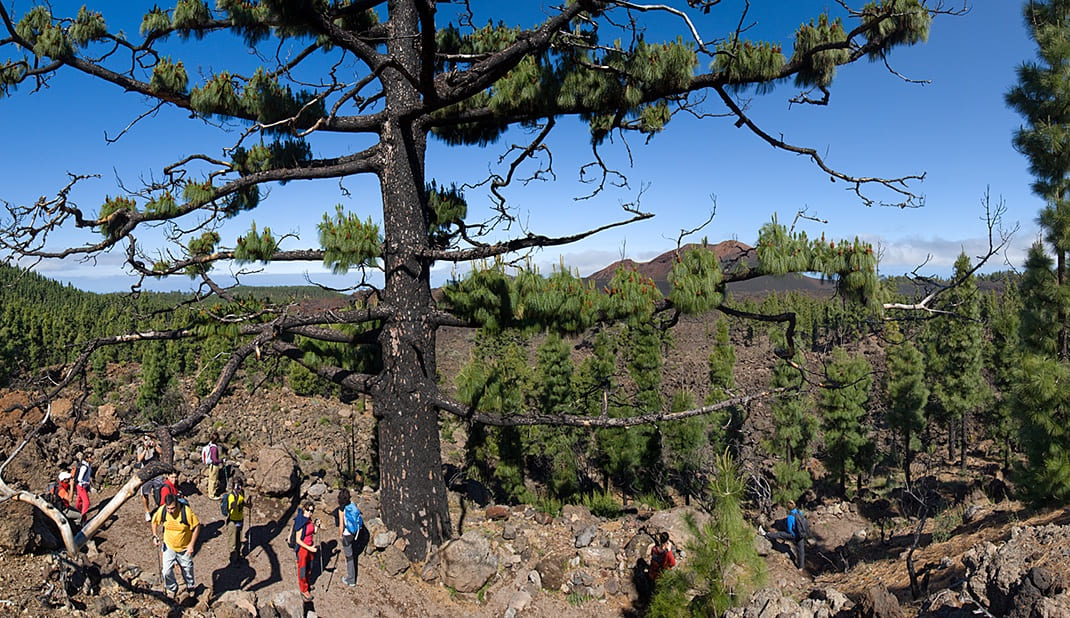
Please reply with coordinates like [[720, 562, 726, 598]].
[[904, 430, 912, 486], [1059, 249, 1067, 362], [947, 421, 956, 462], [373, 2, 451, 558], [959, 411, 967, 473]]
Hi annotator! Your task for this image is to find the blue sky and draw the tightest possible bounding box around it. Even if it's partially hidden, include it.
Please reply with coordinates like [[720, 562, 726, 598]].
[[0, 1, 1044, 292]]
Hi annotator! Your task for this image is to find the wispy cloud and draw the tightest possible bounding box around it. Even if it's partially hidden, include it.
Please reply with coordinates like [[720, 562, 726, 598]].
[[863, 230, 1034, 277]]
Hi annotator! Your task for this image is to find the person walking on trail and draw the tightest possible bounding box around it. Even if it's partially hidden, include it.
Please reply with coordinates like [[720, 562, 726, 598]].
[[294, 501, 319, 602], [201, 433, 223, 499], [140, 474, 164, 522], [761, 499, 809, 570], [337, 488, 363, 587], [645, 531, 676, 584], [220, 478, 247, 563], [152, 493, 200, 603], [73, 452, 94, 525]]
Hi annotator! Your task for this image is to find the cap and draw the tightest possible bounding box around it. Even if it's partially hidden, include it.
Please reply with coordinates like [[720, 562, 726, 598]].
[[58, 471, 72, 481]]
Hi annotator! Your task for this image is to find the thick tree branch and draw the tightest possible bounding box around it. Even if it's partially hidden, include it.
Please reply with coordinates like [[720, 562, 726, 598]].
[[435, 387, 786, 427]]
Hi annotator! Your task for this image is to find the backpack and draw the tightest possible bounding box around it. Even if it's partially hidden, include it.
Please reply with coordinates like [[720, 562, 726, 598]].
[[201, 443, 217, 465], [287, 509, 307, 553], [220, 492, 232, 518], [156, 504, 189, 526], [344, 503, 363, 535], [793, 509, 811, 539]]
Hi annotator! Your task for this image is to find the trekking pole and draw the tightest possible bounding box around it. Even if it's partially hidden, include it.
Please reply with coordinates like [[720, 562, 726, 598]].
[[325, 545, 339, 592]]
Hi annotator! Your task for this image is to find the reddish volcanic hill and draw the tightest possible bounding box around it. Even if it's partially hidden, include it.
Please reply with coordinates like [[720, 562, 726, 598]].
[[585, 240, 834, 298], [586, 240, 753, 282]]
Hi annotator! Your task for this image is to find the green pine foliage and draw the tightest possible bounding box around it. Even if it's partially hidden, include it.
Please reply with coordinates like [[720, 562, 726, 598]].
[[819, 347, 873, 496], [456, 331, 535, 503], [317, 205, 382, 275], [923, 253, 987, 465], [1012, 354, 1070, 503], [668, 245, 723, 314], [661, 390, 709, 503], [981, 283, 1023, 467], [707, 319, 743, 455], [234, 223, 279, 264], [791, 13, 850, 88], [885, 323, 928, 484], [526, 334, 582, 499], [860, 0, 931, 56], [647, 451, 766, 617]]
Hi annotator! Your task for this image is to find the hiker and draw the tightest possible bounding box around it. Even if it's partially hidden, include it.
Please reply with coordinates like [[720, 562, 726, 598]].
[[336, 488, 363, 587], [151, 493, 200, 603], [762, 499, 808, 570], [45, 470, 73, 511], [201, 433, 223, 499], [220, 478, 247, 563], [293, 501, 319, 602], [73, 452, 94, 525], [160, 470, 182, 506], [136, 435, 160, 469], [140, 474, 165, 522], [645, 531, 676, 584]]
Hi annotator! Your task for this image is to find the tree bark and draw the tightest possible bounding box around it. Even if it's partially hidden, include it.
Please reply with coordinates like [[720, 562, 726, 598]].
[[371, 0, 451, 560]]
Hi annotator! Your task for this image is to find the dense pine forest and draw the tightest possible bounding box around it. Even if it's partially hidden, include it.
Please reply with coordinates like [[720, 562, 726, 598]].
[[1, 260, 1036, 513]]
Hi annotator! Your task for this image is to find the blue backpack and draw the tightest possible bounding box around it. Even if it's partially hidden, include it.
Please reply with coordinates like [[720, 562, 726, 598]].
[[344, 503, 363, 535], [287, 508, 308, 554]]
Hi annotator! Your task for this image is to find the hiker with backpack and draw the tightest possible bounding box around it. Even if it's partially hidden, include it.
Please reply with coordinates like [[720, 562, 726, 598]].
[[761, 499, 809, 570], [201, 433, 224, 499], [151, 493, 201, 603], [45, 470, 72, 512], [140, 474, 165, 522], [160, 471, 182, 506], [291, 501, 319, 602], [73, 452, 94, 525], [645, 531, 676, 584], [336, 488, 364, 587], [219, 478, 247, 563]]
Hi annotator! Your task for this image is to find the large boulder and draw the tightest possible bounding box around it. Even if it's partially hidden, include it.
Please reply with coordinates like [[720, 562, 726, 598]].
[[249, 447, 299, 497], [212, 590, 258, 618], [440, 530, 499, 593], [857, 584, 905, 618], [644, 505, 711, 550], [0, 501, 36, 554]]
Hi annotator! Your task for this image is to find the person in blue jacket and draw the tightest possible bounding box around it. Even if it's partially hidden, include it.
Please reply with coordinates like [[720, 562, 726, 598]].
[[762, 500, 807, 569]]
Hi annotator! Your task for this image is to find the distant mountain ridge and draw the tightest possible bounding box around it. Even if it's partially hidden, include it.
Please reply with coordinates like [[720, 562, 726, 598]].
[[585, 240, 836, 297]]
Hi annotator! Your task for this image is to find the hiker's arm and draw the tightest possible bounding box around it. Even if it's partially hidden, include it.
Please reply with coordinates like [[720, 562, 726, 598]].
[[188, 524, 200, 556]]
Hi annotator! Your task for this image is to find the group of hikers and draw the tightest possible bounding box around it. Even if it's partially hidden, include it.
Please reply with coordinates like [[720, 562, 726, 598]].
[[44, 432, 366, 605], [42, 433, 811, 606]]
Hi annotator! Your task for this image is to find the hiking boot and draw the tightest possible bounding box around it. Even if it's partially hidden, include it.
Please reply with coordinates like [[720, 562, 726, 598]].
[[757, 525, 765, 535], [301, 591, 314, 602], [145, 512, 152, 522], [342, 577, 355, 587]]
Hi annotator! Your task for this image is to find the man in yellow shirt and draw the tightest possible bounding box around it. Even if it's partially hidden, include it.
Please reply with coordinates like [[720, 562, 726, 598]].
[[151, 493, 200, 601]]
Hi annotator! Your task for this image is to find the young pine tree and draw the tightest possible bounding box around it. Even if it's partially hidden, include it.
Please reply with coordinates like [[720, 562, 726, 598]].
[[647, 451, 766, 617], [885, 323, 929, 485], [819, 348, 873, 497]]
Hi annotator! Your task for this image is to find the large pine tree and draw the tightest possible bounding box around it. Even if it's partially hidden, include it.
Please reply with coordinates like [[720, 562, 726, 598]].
[[0, 1, 938, 554], [1006, 0, 1070, 501]]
